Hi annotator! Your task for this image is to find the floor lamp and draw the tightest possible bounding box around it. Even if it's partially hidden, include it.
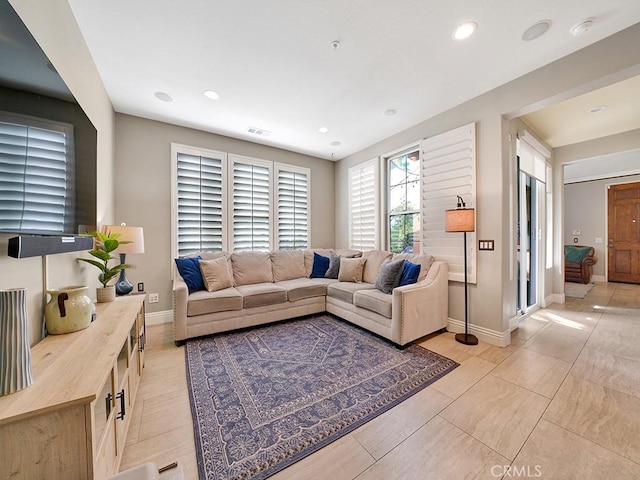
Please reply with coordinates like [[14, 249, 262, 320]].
[[445, 195, 478, 346], [102, 223, 145, 296]]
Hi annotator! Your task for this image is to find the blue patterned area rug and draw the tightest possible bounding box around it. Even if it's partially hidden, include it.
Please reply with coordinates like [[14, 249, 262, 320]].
[[185, 314, 458, 480]]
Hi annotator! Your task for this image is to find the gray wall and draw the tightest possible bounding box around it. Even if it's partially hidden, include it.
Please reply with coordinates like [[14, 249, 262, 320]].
[[334, 24, 640, 340], [114, 114, 336, 313]]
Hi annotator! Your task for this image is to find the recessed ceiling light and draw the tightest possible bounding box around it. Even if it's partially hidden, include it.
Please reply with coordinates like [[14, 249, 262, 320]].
[[384, 109, 397, 116], [330, 141, 341, 147], [203, 90, 220, 100], [453, 22, 477, 41], [154, 91, 173, 102], [588, 105, 606, 114], [570, 18, 594, 38], [522, 20, 551, 41], [318, 126, 329, 134], [331, 40, 340, 50]]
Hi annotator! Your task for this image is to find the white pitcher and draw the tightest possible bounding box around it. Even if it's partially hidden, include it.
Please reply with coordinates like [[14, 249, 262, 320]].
[[45, 286, 93, 335]]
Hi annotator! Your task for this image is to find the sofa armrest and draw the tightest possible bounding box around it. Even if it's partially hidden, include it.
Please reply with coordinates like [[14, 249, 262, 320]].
[[391, 261, 448, 345], [173, 273, 189, 343], [582, 255, 597, 267]]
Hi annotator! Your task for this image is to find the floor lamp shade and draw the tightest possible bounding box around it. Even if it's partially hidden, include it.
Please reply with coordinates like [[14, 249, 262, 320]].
[[101, 224, 145, 295], [445, 208, 475, 233], [445, 203, 478, 346]]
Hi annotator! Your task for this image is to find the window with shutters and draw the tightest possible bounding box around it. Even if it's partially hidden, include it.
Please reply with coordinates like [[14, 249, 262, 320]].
[[230, 155, 272, 252], [173, 147, 226, 257], [421, 122, 476, 283], [0, 113, 74, 234], [172, 144, 310, 257], [386, 148, 421, 254], [348, 159, 379, 250], [276, 164, 309, 249]]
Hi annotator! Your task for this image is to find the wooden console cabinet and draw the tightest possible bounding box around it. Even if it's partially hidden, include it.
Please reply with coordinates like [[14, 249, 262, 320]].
[[0, 295, 146, 479]]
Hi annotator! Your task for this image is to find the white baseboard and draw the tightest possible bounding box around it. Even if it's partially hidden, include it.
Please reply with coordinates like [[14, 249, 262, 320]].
[[546, 293, 565, 306], [592, 274, 606, 283], [146, 310, 173, 325], [447, 318, 510, 347]]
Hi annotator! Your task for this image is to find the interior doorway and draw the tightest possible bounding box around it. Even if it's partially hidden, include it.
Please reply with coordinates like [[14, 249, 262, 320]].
[[608, 181, 640, 283]]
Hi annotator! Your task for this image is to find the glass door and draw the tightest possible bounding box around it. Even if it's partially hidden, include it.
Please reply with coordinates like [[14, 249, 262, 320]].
[[518, 171, 539, 313]]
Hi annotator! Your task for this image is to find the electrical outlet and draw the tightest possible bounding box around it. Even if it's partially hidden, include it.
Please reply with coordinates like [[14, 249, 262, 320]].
[[149, 293, 159, 303]]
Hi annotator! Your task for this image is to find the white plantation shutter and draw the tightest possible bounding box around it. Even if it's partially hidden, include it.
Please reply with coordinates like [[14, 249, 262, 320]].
[[421, 122, 476, 283], [349, 159, 378, 250], [175, 150, 226, 256], [276, 164, 309, 249], [231, 156, 271, 251], [0, 116, 73, 233]]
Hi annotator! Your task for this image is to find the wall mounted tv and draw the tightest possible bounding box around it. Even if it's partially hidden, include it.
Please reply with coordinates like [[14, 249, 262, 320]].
[[0, 0, 97, 237]]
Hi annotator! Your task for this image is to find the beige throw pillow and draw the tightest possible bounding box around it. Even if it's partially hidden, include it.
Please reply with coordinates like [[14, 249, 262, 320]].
[[199, 257, 233, 292], [338, 257, 367, 283]]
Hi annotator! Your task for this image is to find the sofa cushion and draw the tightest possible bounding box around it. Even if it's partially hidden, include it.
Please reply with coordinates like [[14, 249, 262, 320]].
[[309, 252, 330, 278], [276, 278, 327, 302], [354, 289, 393, 318], [187, 287, 243, 316], [199, 257, 234, 292], [338, 257, 367, 283], [304, 249, 362, 277], [362, 250, 394, 284], [175, 256, 205, 293], [271, 250, 306, 282], [375, 259, 405, 294], [231, 251, 273, 286], [327, 282, 376, 304], [235, 283, 287, 309], [392, 253, 434, 282], [398, 260, 421, 287]]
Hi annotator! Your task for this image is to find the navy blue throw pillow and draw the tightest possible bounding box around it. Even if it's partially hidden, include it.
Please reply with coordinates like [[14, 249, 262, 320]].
[[399, 261, 421, 287], [175, 256, 205, 293], [310, 253, 330, 278]]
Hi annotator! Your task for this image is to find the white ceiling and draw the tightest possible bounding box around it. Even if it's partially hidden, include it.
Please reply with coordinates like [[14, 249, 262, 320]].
[[64, 0, 640, 161]]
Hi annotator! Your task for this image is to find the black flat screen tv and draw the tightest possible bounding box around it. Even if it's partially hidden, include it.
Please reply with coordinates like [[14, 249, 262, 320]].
[[0, 0, 97, 236]]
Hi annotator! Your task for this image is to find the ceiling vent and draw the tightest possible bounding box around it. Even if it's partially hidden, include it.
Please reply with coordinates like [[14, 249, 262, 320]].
[[247, 126, 271, 136]]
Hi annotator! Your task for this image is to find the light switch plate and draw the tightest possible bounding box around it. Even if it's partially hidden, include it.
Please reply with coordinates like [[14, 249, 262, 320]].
[[479, 240, 495, 251]]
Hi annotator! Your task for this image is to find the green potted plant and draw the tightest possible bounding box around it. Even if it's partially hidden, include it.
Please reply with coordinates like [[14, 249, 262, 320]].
[[77, 231, 133, 302]]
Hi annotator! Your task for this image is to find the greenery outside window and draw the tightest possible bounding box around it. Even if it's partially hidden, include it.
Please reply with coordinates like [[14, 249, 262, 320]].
[[388, 148, 420, 254]]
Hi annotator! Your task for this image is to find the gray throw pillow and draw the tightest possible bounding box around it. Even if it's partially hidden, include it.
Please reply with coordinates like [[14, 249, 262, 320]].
[[375, 259, 406, 294], [324, 251, 341, 279]]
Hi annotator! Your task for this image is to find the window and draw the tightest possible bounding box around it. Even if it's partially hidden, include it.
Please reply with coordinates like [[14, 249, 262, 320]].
[[276, 164, 309, 249], [0, 113, 74, 233], [172, 144, 310, 256], [348, 159, 378, 250], [421, 122, 476, 283], [174, 148, 226, 256], [230, 156, 272, 251], [387, 148, 420, 254]]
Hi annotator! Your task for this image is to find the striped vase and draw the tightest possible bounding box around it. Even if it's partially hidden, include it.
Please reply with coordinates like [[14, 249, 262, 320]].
[[0, 288, 33, 396]]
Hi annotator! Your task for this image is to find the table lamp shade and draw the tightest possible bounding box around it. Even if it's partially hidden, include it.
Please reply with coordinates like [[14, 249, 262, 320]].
[[101, 224, 145, 254], [445, 208, 475, 233]]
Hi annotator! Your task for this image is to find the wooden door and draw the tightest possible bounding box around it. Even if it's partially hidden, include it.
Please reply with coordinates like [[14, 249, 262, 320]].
[[608, 182, 640, 283]]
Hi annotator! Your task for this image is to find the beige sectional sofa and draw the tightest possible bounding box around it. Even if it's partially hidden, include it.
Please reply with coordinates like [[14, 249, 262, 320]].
[[172, 249, 448, 346]]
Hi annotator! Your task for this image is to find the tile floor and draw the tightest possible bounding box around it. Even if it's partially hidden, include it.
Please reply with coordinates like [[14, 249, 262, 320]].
[[121, 282, 640, 479]]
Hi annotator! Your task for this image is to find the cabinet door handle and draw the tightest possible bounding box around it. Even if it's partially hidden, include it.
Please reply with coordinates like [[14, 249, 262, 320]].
[[116, 389, 126, 420], [106, 392, 113, 418]]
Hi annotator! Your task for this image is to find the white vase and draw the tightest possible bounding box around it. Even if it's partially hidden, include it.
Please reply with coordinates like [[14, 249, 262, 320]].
[[0, 288, 33, 396], [45, 286, 93, 335]]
